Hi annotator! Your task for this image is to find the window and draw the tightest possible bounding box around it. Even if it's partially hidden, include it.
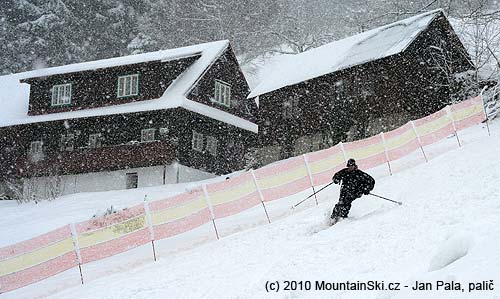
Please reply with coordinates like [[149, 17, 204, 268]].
[[191, 85, 199, 96], [117, 74, 139, 98], [30, 141, 43, 155], [192, 131, 204, 152], [51, 83, 72, 106], [60, 134, 75, 151], [283, 102, 292, 119], [311, 135, 322, 151], [206, 136, 218, 156], [126, 172, 138, 189], [214, 80, 231, 107], [159, 128, 169, 135], [283, 98, 301, 119], [335, 80, 345, 100], [141, 129, 155, 143], [88, 133, 102, 148], [159, 128, 169, 141]]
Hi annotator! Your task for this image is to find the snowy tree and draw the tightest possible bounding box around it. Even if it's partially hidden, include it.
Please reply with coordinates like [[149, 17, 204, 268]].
[[131, 0, 279, 59], [0, 0, 146, 74], [267, 7, 335, 54], [0, 0, 498, 77], [449, 1, 500, 116], [64, 0, 145, 61], [0, 0, 79, 73], [426, 42, 477, 103], [453, 2, 500, 83]]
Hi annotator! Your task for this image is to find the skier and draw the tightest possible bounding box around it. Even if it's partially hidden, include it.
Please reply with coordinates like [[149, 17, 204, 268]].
[[330, 158, 375, 225]]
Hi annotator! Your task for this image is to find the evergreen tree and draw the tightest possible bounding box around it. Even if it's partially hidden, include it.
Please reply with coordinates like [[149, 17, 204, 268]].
[[0, 0, 498, 78], [0, 0, 79, 73]]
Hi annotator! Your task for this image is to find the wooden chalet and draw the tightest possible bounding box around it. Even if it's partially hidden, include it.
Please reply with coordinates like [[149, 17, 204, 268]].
[[0, 40, 258, 198], [249, 9, 475, 162]]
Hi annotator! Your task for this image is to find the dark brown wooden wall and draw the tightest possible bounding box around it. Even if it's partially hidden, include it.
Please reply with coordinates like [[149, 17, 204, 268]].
[[0, 43, 258, 179], [24, 56, 198, 115], [0, 107, 254, 178], [257, 12, 474, 159], [187, 46, 257, 122]]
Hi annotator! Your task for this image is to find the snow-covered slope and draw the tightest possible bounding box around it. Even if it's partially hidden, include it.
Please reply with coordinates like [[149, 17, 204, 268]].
[[0, 174, 242, 247], [2, 121, 499, 299]]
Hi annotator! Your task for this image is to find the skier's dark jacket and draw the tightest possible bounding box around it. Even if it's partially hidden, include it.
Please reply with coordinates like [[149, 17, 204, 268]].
[[332, 168, 375, 199]]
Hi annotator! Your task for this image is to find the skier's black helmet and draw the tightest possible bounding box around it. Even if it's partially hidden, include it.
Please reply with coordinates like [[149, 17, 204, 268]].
[[347, 158, 356, 167]]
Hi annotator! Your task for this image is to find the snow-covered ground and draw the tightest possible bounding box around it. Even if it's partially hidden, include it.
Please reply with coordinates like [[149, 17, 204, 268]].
[[2, 121, 499, 299], [0, 174, 239, 247]]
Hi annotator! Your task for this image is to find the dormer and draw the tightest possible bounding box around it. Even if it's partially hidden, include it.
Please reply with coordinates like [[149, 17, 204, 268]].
[[21, 53, 200, 116]]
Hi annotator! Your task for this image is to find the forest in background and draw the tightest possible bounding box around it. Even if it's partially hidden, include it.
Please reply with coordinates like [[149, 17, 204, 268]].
[[0, 0, 499, 84]]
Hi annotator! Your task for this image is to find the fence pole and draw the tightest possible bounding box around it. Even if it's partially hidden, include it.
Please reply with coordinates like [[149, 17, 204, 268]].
[[251, 169, 271, 223], [339, 142, 348, 163], [202, 184, 220, 240], [446, 105, 461, 147], [410, 121, 428, 162], [302, 154, 318, 205], [143, 196, 157, 262], [479, 90, 491, 137], [380, 132, 392, 176], [69, 223, 84, 285]]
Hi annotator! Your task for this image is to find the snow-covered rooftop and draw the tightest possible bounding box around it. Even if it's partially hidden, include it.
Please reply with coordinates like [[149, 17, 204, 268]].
[[249, 9, 443, 98], [0, 40, 258, 133]]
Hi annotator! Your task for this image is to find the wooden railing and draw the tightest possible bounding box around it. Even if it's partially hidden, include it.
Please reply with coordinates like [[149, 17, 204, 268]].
[[20, 140, 174, 177]]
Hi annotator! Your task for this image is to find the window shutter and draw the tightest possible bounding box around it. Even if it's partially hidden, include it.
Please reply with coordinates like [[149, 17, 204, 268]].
[[225, 85, 231, 106], [51, 87, 56, 105], [65, 84, 71, 104], [131, 75, 138, 94], [215, 83, 220, 103], [118, 77, 124, 97]]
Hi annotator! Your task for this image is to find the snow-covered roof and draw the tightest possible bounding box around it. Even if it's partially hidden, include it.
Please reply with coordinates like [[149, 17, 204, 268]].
[[249, 9, 444, 98], [0, 40, 258, 133]]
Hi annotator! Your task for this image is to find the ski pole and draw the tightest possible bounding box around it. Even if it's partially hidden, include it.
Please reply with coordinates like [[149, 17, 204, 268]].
[[368, 193, 402, 205], [293, 181, 335, 209]]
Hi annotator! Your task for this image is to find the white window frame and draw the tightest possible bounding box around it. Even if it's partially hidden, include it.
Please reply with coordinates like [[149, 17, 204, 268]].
[[88, 133, 102, 148], [206, 136, 218, 156], [159, 127, 169, 135], [126, 172, 138, 189], [191, 85, 199, 96], [283, 98, 301, 119], [30, 141, 43, 155], [51, 83, 72, 106], [60, 134, 75, 151], [283, 101, 293, 119], [312, 136, 322, 151], [117, 74, 139, 98], [141, 128, 155, 143], [192, 131, 204, 152], [214, 80, 231, 107], [335, 80, 345, 100]]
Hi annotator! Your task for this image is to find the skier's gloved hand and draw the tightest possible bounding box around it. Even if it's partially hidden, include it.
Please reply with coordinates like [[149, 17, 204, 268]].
[[333, 178, 340, 184]]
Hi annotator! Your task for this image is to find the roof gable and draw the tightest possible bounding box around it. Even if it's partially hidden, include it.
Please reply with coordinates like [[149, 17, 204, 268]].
[[0, 41, 257, 133], [249, 9, 444, 98]]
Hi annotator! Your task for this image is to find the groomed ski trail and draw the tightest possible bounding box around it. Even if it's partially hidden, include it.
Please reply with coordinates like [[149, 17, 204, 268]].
[[5, 123, 500, 299]]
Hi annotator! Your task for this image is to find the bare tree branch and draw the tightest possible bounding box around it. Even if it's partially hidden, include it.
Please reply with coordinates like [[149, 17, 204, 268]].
[[486, 44, 500, 69]]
